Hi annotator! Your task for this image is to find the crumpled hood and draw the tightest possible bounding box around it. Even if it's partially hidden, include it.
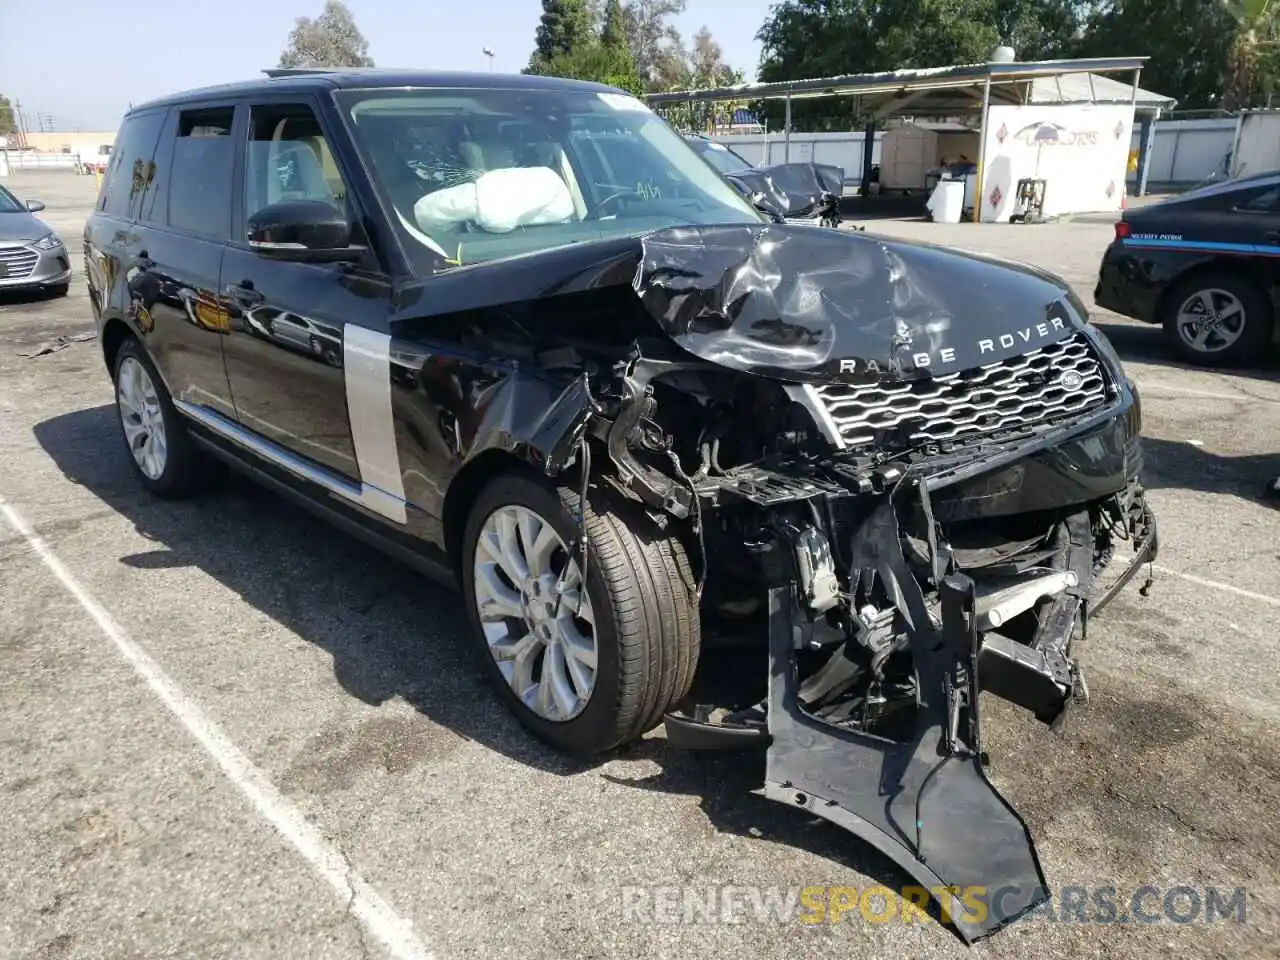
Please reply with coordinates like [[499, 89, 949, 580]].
[[635, 223, 1088, 383], [0, 213, 45, 244], [392, 223, 1089, 386]]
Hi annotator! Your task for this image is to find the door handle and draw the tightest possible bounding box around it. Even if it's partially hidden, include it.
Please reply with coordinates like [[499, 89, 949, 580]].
[[225, 281, 264, 306], [1265, 230, 1280, 243]]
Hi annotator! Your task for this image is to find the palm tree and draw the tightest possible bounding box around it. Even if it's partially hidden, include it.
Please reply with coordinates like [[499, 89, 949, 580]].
[[1222, 0, 1280, 110]]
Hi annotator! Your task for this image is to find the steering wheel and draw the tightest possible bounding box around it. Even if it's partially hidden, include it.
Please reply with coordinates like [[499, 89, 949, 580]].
[[588, 184, 645, 219]]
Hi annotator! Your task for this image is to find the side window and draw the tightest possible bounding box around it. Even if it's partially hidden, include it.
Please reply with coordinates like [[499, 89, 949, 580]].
[[168, 107, 236, 239], [99, 111, 165, 219], [1238, 185, 1280, 213], [244, 103, 348, 225], [137, 110, 177, 226]]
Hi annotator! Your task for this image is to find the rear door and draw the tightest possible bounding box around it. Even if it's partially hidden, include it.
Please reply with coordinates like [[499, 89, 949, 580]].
[[219, 96, 397, 512], [84, 108, 167, 335], [118, 104, 241, 417]]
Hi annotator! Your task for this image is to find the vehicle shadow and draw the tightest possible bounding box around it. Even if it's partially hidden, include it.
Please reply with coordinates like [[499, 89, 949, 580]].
[[0, 287, 64, 307], [33, 404, 927, 902], [1092, 319, 1280, 382], [1140, 435, 1280, 503]]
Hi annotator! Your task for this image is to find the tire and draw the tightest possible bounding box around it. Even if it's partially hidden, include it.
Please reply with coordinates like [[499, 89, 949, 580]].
[[45, 283, 70, 298], [112, 337, 206, 499], [1160, 270, 1273, 368], [460, 472, 700, 755]]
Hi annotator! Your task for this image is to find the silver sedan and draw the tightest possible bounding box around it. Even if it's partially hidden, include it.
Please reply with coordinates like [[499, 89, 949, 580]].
[[0, 183, 71, 297]]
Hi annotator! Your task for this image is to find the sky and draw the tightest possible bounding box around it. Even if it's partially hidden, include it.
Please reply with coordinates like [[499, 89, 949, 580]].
[[0, 0, 773, 132]]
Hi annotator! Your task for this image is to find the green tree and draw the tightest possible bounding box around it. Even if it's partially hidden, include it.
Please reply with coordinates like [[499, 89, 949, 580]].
[[278, 0, 374, 68], [685, 26, 741, 87], [993, 0, 1086, 61], [1221, 0, 1280, 109], [1077, 0, 1236, 110], [876, 0, 1001, 68], [755, 0, 1090, 129], [542, 42, 646, 95], [602, 0, 628, 50], [532, 0, 645, 94], [622, 0, 688, 87], [530, 0, 595, 72], [0, 95, 16, 137]]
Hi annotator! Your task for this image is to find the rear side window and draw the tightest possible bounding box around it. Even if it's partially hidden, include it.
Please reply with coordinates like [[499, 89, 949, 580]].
[[99, 111, 165, 219], [1238, 185, 1280, 213], [167, 107, 236, 239]]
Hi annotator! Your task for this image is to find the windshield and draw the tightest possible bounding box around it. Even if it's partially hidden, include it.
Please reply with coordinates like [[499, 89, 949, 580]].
[[0, 186, 23, 213], [688, 138, 753, 175], [336, 87, 762, 272]]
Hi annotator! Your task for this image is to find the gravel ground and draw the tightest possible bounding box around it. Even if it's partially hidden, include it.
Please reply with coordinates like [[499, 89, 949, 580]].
[[0, 171, 1277, 960]]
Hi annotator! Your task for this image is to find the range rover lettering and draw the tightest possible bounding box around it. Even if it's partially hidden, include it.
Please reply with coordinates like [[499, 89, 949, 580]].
[[83, 69, 1158, 941]]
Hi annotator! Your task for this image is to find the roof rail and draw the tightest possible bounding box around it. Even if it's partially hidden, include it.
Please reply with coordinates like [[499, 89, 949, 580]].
[[262, 68, 336, 78]]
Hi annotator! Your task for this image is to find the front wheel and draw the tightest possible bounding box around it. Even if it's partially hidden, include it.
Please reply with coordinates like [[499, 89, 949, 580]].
[[1160, 271, 1273, 367], [460, 472, 700, 755]]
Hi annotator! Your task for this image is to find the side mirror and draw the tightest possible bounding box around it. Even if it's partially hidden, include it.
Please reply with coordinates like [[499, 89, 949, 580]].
[[26, 199, 46, 213], [247, 200, 364, 263]]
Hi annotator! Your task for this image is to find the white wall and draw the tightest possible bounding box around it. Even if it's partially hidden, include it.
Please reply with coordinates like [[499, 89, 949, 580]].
[[1, 151, 80, 171], [1231, 112, 1280, 179], [1128, 117, 1236, 185], [710, 131, 884, 187], [711, 117, 1242, 196], [980, 103, 1135, 221]]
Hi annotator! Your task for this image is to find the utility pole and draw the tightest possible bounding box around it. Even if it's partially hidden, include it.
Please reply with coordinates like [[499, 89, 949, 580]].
[[14, 100, 27, 149]]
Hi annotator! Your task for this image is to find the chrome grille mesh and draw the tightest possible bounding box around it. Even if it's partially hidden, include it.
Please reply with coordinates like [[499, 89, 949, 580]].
[[0, 247, 38, 280], [815, 333, 1109, 450]]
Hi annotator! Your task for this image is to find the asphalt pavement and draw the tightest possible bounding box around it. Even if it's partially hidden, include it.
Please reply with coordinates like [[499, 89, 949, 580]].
[[1, 171, 1277, 960]]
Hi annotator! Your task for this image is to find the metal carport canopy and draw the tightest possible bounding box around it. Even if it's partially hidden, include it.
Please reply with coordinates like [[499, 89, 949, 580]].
[[646, 57, 1170, 216], [644, 57, 1157, 112]]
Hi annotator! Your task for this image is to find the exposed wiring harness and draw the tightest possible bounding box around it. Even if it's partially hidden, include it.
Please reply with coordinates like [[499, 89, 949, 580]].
[[666, 449, 707, 601], [577, 436, 591, 594]]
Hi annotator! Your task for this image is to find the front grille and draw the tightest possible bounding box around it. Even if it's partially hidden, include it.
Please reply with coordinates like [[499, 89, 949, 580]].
[[0, 246, 38, 280], [815, 332, 1109, 451]]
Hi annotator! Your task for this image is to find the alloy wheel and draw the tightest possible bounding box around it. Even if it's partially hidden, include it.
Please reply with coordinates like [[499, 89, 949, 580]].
[[472, 504, 598, 722], [117, 356, 168, 481], [1175, 288, 1247, 354]]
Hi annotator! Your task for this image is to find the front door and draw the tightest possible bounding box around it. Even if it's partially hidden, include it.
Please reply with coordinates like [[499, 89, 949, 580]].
[[219, 98, 401, 520]]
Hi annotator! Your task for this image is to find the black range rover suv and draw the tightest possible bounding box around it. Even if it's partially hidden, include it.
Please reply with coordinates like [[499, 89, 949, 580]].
[[84, 68, 1157, 940]]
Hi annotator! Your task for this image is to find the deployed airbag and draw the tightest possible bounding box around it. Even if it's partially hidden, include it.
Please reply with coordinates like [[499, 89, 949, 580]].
[[414, 166, 576, 234]]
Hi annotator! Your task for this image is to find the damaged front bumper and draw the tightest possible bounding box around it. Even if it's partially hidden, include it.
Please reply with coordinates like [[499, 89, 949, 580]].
[[660, 417, 1157, 942]]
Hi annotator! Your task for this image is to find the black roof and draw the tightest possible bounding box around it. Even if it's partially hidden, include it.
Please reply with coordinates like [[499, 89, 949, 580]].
[[127, 68, 623, 116]]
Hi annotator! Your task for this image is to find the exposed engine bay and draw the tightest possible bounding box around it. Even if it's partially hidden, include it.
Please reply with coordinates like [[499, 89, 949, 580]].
[[392, 222, 1159, 941], [564, 341, 1156, 941]]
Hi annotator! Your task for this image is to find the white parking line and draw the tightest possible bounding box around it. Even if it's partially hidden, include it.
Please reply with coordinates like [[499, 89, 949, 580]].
[[1153, 564, 1280, 609], [0, 496, 435, 960]]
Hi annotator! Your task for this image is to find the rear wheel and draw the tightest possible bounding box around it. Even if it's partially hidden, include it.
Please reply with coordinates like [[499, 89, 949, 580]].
[[460, 472, 700, 755], [112, 337, 207, 499], [1160, 271, 1273, 367]]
